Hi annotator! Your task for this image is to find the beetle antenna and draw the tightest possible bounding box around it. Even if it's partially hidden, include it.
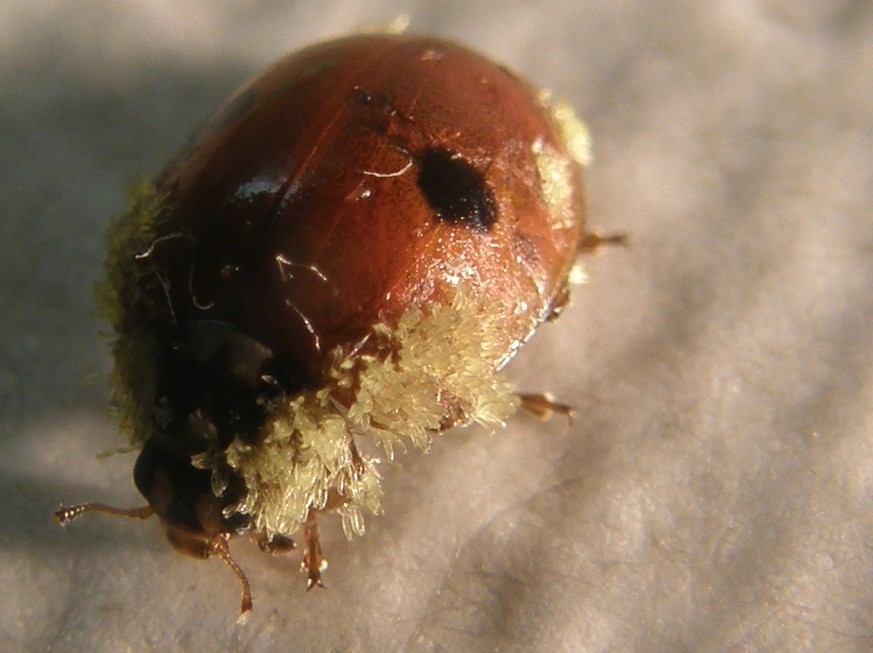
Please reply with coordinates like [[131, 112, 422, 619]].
[[53, 503, 154, 527]]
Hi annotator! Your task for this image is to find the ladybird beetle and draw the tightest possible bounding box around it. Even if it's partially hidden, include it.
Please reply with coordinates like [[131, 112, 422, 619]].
[[55, 34, 623, 616]]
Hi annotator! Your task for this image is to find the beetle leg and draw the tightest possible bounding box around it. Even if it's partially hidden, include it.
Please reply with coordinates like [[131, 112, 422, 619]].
[[303, 510, 327, 590], [577, 230, 628, 255], [517, 392, 575, 421]]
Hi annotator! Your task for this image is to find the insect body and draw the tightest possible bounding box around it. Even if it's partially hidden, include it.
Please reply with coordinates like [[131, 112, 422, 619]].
[[55, 34, 620, 616]]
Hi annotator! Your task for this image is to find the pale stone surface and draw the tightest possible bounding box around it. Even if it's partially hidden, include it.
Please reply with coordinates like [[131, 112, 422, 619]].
[[2, 1, 871, 651]]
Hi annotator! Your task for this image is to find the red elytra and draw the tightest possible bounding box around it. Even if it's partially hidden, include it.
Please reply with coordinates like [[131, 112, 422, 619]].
[[55, 34, 617, 617], [154, 35, 585, 380]]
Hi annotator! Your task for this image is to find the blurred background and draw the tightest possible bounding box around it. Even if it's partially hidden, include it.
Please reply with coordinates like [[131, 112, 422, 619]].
[[2, 1, 872, 651]]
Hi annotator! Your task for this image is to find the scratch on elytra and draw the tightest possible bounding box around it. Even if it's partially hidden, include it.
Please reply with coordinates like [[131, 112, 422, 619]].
[[135, 232, 216, 319]]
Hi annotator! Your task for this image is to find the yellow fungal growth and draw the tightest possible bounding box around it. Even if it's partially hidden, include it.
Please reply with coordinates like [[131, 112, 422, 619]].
[[98, 180, 170, 446], [224, 289, 520, 540]]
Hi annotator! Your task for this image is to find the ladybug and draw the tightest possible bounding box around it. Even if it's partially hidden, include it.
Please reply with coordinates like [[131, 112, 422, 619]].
[[54, 34, 622, 616]]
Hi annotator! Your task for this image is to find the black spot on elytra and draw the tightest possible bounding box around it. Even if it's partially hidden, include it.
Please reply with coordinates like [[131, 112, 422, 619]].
[[418, 149, 497, 231]]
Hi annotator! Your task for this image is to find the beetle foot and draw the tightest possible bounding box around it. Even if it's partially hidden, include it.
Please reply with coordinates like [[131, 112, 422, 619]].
[[256, 532, 296, 554]]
